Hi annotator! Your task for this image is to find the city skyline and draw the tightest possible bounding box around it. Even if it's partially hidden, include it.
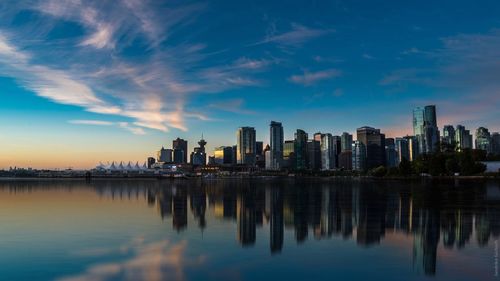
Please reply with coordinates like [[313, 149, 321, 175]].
[[1, 1, 500, 169]]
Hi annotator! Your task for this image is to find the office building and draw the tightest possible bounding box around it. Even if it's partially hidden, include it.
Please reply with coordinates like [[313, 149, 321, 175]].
[[341, 132, 353, 152], [356, 126, 386, 170], [213, 146, 234, 165], [339, 132, 353, 169], [385, 138, 397, 168], [147, 157, 156, 169], [237, 127, 257, 165], [352, 141, 366, 171], [320, 133, 335, 170], [283, 140, 295, 169], [173, 138, 188, 163], [455, 125, 473, 151], [395, 137, 410, 164], [157, 147, 173, 163], [492, 133, 500, 155], [307, 139, 321, 170], [475, 127, 492, 153], [269, 121, 284, 170], [294, 129, 308, 170], [442, 125, 455, 146], [413, 105, 440, 154]]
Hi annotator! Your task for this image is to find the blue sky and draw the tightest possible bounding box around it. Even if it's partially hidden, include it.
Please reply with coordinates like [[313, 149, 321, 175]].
[[1, 0, 499, 168]]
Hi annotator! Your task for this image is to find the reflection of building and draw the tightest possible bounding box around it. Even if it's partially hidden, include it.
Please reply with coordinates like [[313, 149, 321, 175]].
[[237, 127, 256, 165], [238, 191, 256, 246], [270, 187, 284, 254], [412, 209, 440, 276], [173, 187, 188, 231]]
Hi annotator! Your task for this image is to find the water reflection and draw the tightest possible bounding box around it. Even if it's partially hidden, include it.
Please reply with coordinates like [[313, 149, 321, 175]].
[[2, 179, 500, 278]]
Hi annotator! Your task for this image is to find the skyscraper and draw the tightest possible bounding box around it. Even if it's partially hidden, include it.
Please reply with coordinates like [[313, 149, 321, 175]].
[[455, 125, 473, 151], [395, 137, 410, 164], [307, 139, 321, 170], [157, 147, 173, 163], [237, 127, 256, 165], [213, 146, 233, 165], [339, 132, 353, 170], [173, 138, 188, 163], [356, 126, 386, 170], [283, 140, 295, 169], [492, 132, 500, 155], [320, 133, 335, 170], [352, 140, 366, 171], [269, 121, 284, 170], [294, 129, 308, 170], [385, 138, 397, 168], [413, 105, 440, 154], [475, 127, 492, 153], [442, 125, 455, 146]]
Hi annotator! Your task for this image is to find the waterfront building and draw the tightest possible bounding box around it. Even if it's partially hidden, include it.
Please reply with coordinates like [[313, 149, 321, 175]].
[[307, 139, 321, 170], [190, 136, 207, 166], [320, 133, 335, 170], [475, 127, 492, 153], [147, 157, 156, 169], [413, 105, 440, 154], [339, 132, 353, 169], [237, 127, 257, 165], [283, 140, 295, 169], [442, 125, 455, 146], [395, 137, 410, 164], [356, 126, 386, 170], [341, 132, 353, 152], [455, 125, 473, 151], [157, 147, 173, 163], [256, 141, 265, 168], [492, 132, 500, 155], [294, 129, 308, 170], [172, 138, 188, 163], [269, 121, 284, 170], [213, 146, 234, 165], [352, 140, 366, 171], [333, 135, 341, 168], [385, 138, 397, 168]]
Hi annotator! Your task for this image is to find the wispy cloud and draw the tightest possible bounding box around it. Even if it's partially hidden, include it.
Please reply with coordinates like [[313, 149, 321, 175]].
[[256, 23, 334, 47], [68, 120, 146, 135], [208, 99, 256, 115], [288, 69, 341, 86]]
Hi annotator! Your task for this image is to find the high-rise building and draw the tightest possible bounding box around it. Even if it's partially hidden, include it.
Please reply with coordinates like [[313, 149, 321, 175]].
[[352, 141, 366, 171], [385, 138, 397, 168], [157, 147, 173, 163], [492, 132, 500, 155], [403, 135, 418, 161], [173, 138, 188, 163], [269, 121, 284, 170], [321, 133, 335, 170], [395, 137, 410, 164], [333, 135, 341, 168], [294, 129, 308, 170], [237, 127, 256, 165], [339, 132, 353, 170], [213, 146, 234, 165], [283, 140, 295, 169], [356, 126, 386, 170], [255, 141, 265, 168], [413, 105, 440, 154], [442, 125, 455, 146], [190, 136, 207, 166], [307, 139, 321, 170], [455, 125, 473, 151], [475, 127, 492, 153], [341, 132, 353, 152]]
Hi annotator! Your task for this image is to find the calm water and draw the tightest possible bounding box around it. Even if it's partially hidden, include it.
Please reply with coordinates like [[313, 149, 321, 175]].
[[0, 179, 499, 281]]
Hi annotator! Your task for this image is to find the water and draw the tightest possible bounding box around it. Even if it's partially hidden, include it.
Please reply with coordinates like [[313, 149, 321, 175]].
[[0, 178, 498, 281]]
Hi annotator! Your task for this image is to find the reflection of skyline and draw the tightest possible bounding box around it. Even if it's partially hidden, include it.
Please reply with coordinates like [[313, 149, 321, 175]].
[[2, 179, 500, 276]]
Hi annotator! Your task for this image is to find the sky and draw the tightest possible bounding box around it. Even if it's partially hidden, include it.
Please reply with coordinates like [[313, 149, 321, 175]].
[[1, 0, 499, 169]]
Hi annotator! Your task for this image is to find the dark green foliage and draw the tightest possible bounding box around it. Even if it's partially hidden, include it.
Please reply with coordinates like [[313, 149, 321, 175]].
[[369, 166, 387, 177]]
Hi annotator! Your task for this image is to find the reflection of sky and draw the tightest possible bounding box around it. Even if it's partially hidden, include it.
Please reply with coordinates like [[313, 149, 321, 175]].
[[0, 180, 497, 281]]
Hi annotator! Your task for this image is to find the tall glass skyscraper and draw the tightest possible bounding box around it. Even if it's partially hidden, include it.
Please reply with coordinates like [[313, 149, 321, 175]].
[[294, 129, 308, 170], [455, 125, 473, 151], [237, 127, 256, 165], [352, 140, 366, 171], [269, 121, 284, 170], [413, 105, 440, 154], [320, 133, 335, 170], [356, 126, 385, 170], [475, 127, 492, 153]]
